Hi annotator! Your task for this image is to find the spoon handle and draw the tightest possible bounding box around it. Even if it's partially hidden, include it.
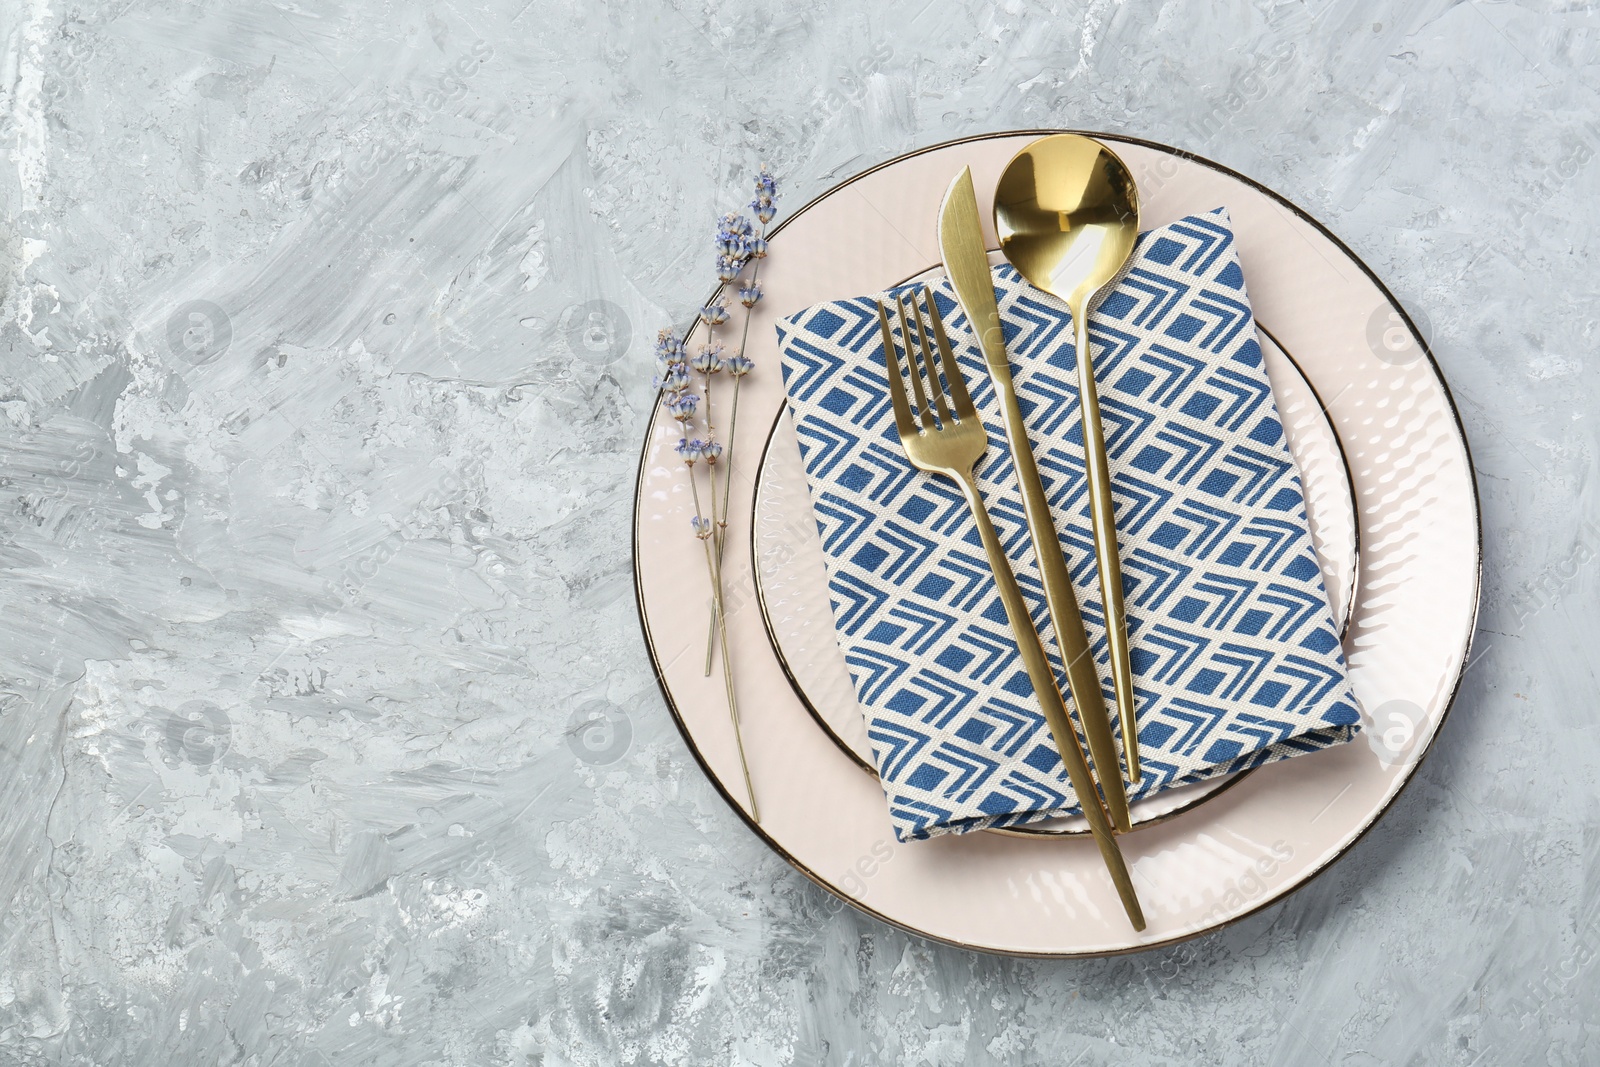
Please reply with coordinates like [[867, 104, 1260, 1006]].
[[1072, 303, 1142, 784]]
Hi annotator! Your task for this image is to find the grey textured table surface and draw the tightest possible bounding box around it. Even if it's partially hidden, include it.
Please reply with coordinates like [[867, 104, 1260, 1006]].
[[0, 1, 1594, 1064]]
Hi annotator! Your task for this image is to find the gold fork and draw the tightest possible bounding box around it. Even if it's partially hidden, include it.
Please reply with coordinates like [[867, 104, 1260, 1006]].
[[877, 286, 1145, 931]]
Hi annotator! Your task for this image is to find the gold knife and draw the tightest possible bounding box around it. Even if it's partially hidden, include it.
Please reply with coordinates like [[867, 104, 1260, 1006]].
[[937, 166, 1133, 833]]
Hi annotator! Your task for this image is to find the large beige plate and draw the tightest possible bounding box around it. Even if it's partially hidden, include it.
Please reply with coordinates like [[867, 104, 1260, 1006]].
[[632, 132, 1480, 956]]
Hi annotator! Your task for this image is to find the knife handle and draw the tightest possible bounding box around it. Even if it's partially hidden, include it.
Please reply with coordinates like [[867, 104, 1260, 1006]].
[[988, 362, 1134, 832], [1072, 308, 1141, 784]]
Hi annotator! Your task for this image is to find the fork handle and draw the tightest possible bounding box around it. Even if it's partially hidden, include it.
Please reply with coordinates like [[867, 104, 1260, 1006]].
[[949, 468, 1146, 931], [988, 366, 1134, 832]]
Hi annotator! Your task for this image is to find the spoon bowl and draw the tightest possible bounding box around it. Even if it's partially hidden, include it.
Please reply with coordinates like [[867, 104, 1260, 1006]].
[[994, 134, 1140, 305], [993, 134, 1145, 786]]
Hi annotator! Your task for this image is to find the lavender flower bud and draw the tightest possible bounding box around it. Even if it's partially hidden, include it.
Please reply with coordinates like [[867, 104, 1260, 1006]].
[[714, 212, 754, 260], [654, 364, 691, 394], [666, 392, 699, 423], [655, 330, 686, 372], [691, 515, 714, 539], [746, 236, 768, 260], [702, 304, 729, 326], [691, 344, 725, 375], [702, 439, 724, 464], [726, 355, 754, 377], [716, 255, 741, 283], [738, 282, 763, 308], [752, 167, 779, 224]]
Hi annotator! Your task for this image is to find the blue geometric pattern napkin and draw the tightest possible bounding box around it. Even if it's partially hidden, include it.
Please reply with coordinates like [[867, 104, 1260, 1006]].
[[775, 209, 1362, 842]]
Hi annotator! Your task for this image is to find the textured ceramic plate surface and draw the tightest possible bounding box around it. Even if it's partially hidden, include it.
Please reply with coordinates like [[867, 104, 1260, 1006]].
[[632, 132, 1479, 956]]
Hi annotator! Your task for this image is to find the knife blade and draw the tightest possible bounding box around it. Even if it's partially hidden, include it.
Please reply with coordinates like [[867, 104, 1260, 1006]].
[[937, 166, 1133, 832]]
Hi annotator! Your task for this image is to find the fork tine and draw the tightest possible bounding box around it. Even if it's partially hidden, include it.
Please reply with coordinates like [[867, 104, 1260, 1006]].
[[924, 286, 976, 421], [907, 289, 954, 426], [876, 300, 919, 441], [893, 292, 937, 432]]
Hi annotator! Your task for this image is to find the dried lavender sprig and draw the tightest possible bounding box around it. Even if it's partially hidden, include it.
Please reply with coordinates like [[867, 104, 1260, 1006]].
[[703, 168, 779, 670], [660, 378, 759, 819], [696, 339, 726, 678], [699, 507, 759, 822], [686, 453, 756, 818], [699, 208, 752, 674]]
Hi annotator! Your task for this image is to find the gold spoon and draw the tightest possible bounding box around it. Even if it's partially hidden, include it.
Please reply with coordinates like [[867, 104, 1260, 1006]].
[[993, 133, 1145, 785]]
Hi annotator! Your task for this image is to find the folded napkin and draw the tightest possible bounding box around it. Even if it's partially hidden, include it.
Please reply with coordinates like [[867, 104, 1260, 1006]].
[[775, 208, 1362, 842]]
